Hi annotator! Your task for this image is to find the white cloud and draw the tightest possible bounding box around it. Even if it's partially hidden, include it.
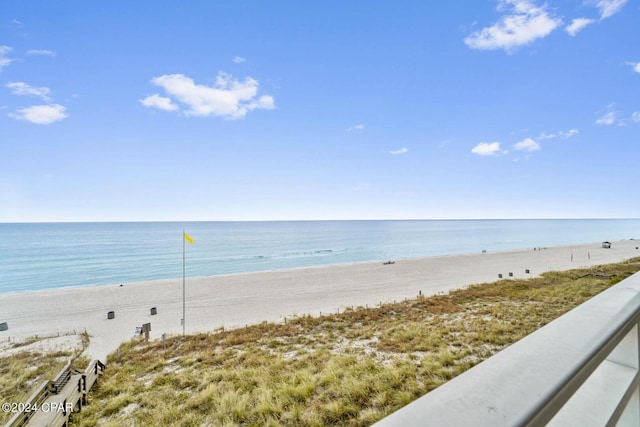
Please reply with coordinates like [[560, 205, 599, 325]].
[[596, 0, 628, 19], [6, 79, 68, 125], [595, 105, 640, 126], [26, 49, 56, 56], [566, 18, 594, 36], [596, 104, 617, 125], [596, 112, 616, 125], [9, 104, 68, 125], [536, 128, 579, 140], [143, 72, 275, 119], [139, 94, 178, 111], [0, 46, 14, 70], [464, 0, 562, 52], [627, 62, 640, 74], [564, 1, 627, 37], [6, 81, 68, 124], [537, 132, 556, 140], [513, 137, 540, 152], [232, 56, 246, 63], [559, 128, 579, 139], [347, 124, 365, 133], [7, 82, 52, 102], [471, 142, 503, 156], [389, 147, 409, 155]]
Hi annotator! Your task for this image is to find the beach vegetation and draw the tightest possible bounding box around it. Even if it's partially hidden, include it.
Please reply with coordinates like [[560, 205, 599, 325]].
[[0, 332, 89, 425], [68, 258, 640, 426]]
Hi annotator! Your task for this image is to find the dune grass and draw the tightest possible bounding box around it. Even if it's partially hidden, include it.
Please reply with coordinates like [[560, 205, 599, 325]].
[[72, 258, 640, 426], [0, 331, 89, 425]]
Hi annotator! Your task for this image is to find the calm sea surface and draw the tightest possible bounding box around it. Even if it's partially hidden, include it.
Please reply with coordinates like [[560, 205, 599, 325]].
[[0, 219, 638, 294]]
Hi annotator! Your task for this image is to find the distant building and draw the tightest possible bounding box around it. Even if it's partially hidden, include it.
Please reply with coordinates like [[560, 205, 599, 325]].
[[602, 241, 612, 249]]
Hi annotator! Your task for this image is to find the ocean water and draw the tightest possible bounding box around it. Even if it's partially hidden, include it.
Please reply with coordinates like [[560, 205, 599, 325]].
[[0, 219, 638, 294]]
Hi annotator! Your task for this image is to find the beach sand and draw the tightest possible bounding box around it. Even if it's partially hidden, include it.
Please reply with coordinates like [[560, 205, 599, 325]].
[[1, 240, 638, 362]]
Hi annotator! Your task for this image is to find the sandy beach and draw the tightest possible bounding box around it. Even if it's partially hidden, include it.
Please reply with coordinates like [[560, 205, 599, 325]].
[[1, 240, 638, 362]]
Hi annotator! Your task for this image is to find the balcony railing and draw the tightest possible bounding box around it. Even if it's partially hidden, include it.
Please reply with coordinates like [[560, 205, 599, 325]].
[[374, 271, 640, 426]]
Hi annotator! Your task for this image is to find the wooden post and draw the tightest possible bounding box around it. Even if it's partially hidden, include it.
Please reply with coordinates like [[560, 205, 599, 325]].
[[142, 323, 151, 341]]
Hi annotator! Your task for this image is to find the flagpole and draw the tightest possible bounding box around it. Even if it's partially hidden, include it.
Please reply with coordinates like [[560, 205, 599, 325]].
[[182, 229, 186, 336]]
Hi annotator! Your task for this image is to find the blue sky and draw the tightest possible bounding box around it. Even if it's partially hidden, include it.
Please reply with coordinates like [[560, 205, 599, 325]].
[[1, 0, 638, 222]]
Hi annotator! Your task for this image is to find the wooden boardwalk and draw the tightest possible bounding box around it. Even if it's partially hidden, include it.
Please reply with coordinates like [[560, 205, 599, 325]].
[[5, 359, 105, 427]]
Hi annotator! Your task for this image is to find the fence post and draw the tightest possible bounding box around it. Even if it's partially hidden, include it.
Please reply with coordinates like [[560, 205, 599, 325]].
[[613, 323, 640, 426]]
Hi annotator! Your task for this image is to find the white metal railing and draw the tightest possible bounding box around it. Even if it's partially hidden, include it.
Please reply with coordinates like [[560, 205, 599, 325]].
[[374, 271, 640, 427]]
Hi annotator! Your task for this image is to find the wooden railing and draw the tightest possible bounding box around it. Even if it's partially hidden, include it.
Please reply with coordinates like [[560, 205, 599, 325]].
[[3, 381, 50, 427], [374, 271, 640, 426], [50, 361, 72, 394], [4, 359, 105, 427]]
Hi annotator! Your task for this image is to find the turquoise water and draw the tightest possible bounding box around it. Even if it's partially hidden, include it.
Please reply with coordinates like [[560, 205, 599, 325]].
[[0, 219, 638, 294]]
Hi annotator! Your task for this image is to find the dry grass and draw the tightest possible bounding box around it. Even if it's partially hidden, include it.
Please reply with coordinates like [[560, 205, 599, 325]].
[[0, 331, 90, 425], [69, 258, 640, 426]]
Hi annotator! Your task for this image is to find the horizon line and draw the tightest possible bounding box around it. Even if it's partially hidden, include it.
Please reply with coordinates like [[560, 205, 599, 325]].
[[1, 217, 639, 225]]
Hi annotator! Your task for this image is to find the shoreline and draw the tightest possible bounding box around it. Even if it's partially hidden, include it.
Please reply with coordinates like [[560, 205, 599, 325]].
[[1, 239, 638, 361], [1, 240, 632, 298]]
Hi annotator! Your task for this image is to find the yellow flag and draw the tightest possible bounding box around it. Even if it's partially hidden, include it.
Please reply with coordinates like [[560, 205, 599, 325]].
[[184, 232, 194, 244]]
